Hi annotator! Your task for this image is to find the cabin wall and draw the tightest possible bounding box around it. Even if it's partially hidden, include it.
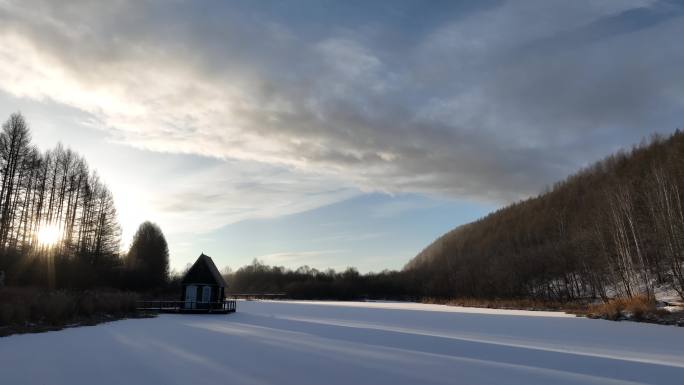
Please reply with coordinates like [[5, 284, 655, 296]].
[[181, 284, 223, 303]]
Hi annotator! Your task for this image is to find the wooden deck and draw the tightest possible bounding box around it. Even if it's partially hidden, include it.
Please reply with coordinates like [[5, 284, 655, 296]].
[[137, 300, 237, 314]]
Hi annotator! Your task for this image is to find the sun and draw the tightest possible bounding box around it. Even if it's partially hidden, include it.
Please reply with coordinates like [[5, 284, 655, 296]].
[[36, 223, 61, 247]]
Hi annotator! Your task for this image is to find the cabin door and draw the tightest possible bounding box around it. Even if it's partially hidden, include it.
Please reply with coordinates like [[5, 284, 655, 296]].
[[185, 285, 197, 309]]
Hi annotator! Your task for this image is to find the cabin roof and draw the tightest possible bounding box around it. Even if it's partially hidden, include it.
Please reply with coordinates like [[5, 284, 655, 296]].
[[182, 253, 227, 287]]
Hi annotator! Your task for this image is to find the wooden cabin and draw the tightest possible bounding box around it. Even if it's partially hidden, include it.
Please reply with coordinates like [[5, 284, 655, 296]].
[[181, 253, 227, 310]]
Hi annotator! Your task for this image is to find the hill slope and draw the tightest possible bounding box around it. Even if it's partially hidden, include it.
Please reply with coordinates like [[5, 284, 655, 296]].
[[405, 131, 684, 301]]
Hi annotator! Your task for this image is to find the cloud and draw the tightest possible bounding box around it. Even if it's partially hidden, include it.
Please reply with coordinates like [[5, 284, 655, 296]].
[[148, 160, 359, 235], [252, 250, 345, 266], [0, 0, 682, 209]]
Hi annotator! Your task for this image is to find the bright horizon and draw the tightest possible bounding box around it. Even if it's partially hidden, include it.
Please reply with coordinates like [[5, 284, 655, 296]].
[[0, 0, 682, 272]]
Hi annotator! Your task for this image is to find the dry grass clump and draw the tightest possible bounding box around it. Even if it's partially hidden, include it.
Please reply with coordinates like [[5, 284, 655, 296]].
[[586, 295, 666, 321], [0, 287, 139, 335], [75, 291, 138, 317]]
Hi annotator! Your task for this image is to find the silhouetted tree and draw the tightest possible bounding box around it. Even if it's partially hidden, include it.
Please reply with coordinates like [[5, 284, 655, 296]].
[[0, 113, 32, 249], [126, 221, 169, 290]]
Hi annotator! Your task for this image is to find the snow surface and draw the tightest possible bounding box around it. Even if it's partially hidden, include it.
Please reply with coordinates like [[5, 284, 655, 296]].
[[2, 300, 684, 385]]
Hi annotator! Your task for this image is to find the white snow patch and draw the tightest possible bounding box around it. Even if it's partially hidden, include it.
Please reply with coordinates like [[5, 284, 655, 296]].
[[1, 300, 683, 385]]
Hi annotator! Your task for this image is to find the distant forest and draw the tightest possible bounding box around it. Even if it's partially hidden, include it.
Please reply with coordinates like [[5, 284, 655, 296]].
[[406, 130, 684, 301], [226, 131, 684, 303], [223, 262, 409, 300]]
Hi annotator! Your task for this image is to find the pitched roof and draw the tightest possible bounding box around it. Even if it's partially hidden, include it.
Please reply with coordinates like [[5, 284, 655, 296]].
[[182, 253, 227, 286]]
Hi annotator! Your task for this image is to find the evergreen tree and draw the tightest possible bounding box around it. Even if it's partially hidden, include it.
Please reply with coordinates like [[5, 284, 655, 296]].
[[126, 221, 169, 289]]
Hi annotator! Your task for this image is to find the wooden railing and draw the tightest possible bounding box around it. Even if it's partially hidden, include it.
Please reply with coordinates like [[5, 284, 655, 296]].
[[227, 293, 286, 300], [136, 299, 236, 313]]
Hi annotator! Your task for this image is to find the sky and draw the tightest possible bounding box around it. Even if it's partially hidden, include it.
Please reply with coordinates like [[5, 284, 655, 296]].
[[0, 0, 682, 272]]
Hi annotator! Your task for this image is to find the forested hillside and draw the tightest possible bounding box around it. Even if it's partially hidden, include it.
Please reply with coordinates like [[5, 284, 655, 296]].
[[0, 113, 121, 288], [405, 131, 684, 302]]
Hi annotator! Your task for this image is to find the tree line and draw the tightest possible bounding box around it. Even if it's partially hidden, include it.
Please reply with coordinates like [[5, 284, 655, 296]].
[[406, 130, 684, 302], [223, 260, 410, 300], [0, 113, 169, 290]]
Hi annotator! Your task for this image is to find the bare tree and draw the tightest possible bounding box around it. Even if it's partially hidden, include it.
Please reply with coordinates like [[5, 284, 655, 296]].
[[0, 114, 123, 288]]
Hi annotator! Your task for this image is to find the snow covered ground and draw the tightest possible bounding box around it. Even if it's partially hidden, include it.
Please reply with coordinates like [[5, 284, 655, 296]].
[[2, 300, 684, 385]]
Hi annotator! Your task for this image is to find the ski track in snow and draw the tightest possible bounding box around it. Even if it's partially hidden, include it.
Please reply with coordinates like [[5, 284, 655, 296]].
[[1, 300, 683, 385]]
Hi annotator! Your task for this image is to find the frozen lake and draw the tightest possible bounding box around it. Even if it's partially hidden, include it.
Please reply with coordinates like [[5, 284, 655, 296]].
[[2, 300, 684, 384]]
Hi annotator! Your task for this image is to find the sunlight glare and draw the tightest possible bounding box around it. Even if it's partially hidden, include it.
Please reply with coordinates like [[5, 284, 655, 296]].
[[37, 223, 61, 247]]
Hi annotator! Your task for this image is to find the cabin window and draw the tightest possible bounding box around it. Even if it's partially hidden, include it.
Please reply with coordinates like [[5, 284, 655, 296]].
[[202, 286, 211, 303]]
